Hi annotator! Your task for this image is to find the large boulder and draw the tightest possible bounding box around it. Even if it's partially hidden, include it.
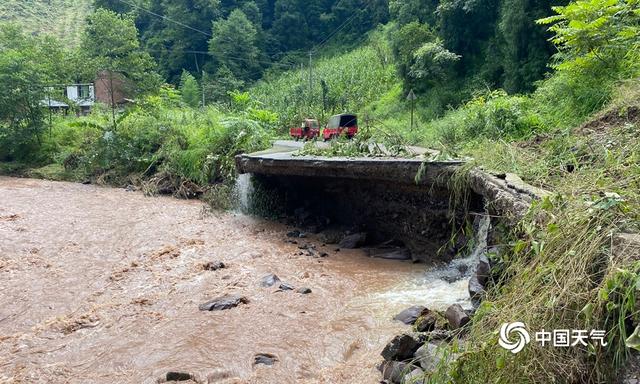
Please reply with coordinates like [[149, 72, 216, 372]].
[[198, 294, 248, 311], [393, 306, 429, 325], [476, 253, 491, 286], [381, 333, 422, 361], [414, 343, 441, 372], [402, 368, 425, 384], [444, 304, 470, 329], [339, 232, 367, 249], [468, 274, 486, 303], [378, 361, 419, 384], [414, 312, 437, 332]]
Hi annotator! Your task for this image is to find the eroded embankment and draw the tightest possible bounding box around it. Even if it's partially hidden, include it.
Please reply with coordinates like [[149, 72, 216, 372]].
[[0, 176, 472, 384]]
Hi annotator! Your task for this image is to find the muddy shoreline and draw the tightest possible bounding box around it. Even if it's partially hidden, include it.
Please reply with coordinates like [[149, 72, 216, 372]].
[[0, 177, 471, 383]]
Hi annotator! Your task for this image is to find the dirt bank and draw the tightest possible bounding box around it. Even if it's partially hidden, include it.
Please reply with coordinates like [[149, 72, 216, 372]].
[[0, 177, 468, 383]]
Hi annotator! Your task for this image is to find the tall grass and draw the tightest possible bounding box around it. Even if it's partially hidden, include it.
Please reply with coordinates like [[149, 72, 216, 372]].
[[251, 34, 399, 131]]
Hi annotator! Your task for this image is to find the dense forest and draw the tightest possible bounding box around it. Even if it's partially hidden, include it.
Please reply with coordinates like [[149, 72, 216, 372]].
[[89, 0, 566, 111], [1, 1, 640, 382]]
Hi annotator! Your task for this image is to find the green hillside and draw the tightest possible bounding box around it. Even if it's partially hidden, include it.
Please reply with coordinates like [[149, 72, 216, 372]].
[[0, 0, 92, 45]]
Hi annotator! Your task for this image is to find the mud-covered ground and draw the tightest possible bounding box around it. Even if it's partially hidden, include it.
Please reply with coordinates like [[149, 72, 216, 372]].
[[0, 177, 467, 383]]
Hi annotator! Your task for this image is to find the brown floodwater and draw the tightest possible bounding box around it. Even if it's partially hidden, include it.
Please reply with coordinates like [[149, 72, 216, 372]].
[[0, 176, 469, 384]]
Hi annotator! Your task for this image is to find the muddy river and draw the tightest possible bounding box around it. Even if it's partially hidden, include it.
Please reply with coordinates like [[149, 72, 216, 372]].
[[0, 177, 469, 383]]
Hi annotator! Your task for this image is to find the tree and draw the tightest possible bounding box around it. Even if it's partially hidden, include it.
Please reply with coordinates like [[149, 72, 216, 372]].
[[389, 22, 439, 92], [0, 25, 75, 161], [209, 9, 262, 81], [203, 65, 245, 105], [538, 0, 640, 75], [179, 70, 201, 108], [409, 40, 460, 86], [82, 8, 160, 129]]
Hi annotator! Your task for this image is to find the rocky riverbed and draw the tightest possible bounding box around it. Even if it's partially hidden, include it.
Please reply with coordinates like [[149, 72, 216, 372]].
[[0, 177, 473, 383]]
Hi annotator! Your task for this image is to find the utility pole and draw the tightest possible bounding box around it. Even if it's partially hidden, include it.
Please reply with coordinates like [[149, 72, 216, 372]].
[[308, 51, 313, 110], [407, 89, 417, 131], [202, 70, 206, 108]]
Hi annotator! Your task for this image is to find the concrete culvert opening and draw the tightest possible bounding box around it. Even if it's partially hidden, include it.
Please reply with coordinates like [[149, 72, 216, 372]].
[[245, 173, 485, 263]]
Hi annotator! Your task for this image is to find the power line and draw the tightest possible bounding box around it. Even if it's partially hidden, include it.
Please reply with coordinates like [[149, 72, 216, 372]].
[[144, 48, 296, 69], [115, 0, 211, 37], [113, 0, 301, 72], [311, 6, 365, 53]]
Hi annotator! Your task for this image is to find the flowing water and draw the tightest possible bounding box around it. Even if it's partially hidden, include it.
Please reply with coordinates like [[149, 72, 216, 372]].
[[0, 176, 475, 384]]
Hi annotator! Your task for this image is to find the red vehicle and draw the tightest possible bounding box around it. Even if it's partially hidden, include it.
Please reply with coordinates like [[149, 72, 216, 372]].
[[322, 114, 358, 141], [289, 118, 320, 141]]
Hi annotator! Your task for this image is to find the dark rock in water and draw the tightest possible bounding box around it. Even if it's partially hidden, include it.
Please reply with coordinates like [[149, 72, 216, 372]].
[[378, 361, 417, 384], [287, 230, 301, 238], [367, 247, 411, 260], [476, 254, 491, 286], [468, 274, 486, 303], [414, 343, 441, 372], [393, 306, 429, 325], [297, 287, 312, 294], [415, 312, 437, 332], [403, 368, 426, 384], [381, 333, 421, 361], [203, 261, 225, 271], [339, 232, 367, 249], [444, 304, 470, 329], [165, 371, 192, 381], [278, 282, 295, 291], [254, 353, 278, 366], [261, 274, 280, 287], [198, 294, 248, 311], [319, 229, 345, 244]]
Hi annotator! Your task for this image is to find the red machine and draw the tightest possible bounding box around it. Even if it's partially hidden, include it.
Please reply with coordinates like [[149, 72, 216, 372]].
[[289, 118, 320, 141], [322, 114, 358, 141]]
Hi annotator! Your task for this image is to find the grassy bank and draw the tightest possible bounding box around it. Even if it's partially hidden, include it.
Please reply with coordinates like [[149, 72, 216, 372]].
[[0, 88, 275, 205]]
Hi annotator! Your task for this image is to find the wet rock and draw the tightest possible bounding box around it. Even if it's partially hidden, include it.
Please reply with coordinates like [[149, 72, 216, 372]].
[[367, 247, 411, 260], [381, 333, 421, 361], [297, 287, 312, 294], [260, 274, 280, 287], [378, 361, 417, 384], [403, 368, 425, 384], [278, 282, 295, 291], [165, 371, 192, 381], [254, 353, 278, 366], [203, 261, 225, 271], [198, 294, 248, 311], [476, 253, 491, 286], [339, 232, 367, 249], [393, 306, 429, 325], [468, 274, 486, 303], [414, 312, 437, 332], [444, 304, 469, 329], [414, 343, 441, 372]]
